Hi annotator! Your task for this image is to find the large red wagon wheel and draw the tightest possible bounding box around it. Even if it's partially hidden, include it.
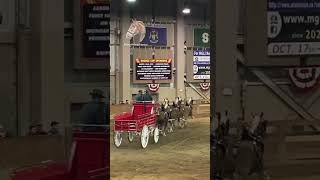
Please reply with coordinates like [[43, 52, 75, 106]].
[[140, 125, 149, 148], [114, 132, 122, 148]]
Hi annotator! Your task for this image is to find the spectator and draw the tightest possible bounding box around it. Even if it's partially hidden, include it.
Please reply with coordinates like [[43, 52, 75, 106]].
[[0, 125, 7, 138], [29, 123, 47, 136], [48, 121, 60, 135], [29, 125, 37, 135], [37, 124, 47, 135]]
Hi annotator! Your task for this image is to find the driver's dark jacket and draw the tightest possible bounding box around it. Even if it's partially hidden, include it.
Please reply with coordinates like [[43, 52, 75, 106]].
[[81, 101, 107, 131], [135, 94, 144, 101], [143, 94, 153, 101]]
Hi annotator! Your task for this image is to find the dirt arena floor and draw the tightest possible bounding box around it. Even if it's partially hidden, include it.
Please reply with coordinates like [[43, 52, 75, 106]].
[[109, 105, 320, 180], [265, 157, 320, 180], [110, 116, 210, 180]]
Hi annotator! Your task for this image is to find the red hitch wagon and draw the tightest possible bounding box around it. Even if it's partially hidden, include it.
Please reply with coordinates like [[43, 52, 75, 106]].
[[113, 101, 160, 149], [10, 126, 109, 180]]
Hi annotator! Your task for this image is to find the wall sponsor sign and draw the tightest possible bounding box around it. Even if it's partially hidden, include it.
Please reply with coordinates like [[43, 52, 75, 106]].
[[82, 0, 110, 58], [141, 27, 167, 46], [268, 0, 320, 56], [135, 59, 172, 80], [194, 28, 210, 47], [193, 50, 210, 80]]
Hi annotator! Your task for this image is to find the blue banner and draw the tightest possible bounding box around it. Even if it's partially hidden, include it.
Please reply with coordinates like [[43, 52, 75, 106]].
[[193, 50, 210, 80], [141, 27, 167, 46]]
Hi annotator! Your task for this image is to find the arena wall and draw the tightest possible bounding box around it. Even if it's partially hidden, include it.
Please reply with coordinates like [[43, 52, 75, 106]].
[[110, 10, 212, 104], [243, 0, 320, 126]]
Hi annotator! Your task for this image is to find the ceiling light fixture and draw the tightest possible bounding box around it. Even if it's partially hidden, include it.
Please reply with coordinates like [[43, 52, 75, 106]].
[[182, 7, 191, 14], [182, 1, 191, 15]]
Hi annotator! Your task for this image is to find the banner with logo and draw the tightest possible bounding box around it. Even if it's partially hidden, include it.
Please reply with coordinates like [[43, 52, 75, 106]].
[[194, 28, 210, 47], [135, 59, 172, 80], [82, 0, 110, 58], [193, 50, 210, 80], [267, 0, 320, 56], [141, 27, 167, 46]]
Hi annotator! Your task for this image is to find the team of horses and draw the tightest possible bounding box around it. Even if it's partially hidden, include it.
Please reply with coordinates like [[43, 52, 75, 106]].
[[156, 98, 269, 179], [156, 97, 193, 136], [212, 112, 269, 180]]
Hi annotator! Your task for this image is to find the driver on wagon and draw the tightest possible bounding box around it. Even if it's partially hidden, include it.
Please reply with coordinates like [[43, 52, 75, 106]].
[[135, 90, 144, 101], [143, 89, 153, 101], [80, 89, 107, 132]]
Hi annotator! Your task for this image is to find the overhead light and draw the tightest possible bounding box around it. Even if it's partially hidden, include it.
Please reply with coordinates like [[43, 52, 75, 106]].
[[127, 0, 136, 3], [182, 1, 191, 15], [182, 7, 191, 14]]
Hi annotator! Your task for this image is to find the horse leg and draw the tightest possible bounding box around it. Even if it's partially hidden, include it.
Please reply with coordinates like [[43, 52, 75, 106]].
[[256, 143, 265, 174], [173, 117, 178, 127], [179, 117, 184, 128], [163, 118, 168, 136], [170, 120, 174, 132], [217, 146, 226, 179], [162, 120, 167, 136], [158, 120, 163, 136], [167, 118, 173, 133], [246, 143, 265, 179]]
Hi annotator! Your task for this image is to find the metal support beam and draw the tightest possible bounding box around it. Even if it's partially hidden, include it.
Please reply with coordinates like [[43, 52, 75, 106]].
[[175, 1, 186, 98], [184, 79, 210, 102]]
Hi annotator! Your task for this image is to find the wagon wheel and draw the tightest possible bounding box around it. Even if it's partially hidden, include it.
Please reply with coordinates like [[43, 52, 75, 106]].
[[114, 132, 122, 148], [140, 125, 149, 149], [153, 127, 160, 143], [128, 132, 134, 143]]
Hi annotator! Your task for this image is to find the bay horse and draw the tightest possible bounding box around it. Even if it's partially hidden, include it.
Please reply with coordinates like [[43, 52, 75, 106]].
[[157, 103, 169, 136], [212, 113, 269, 180], [232, 113, 268, 180], [172, 97, 186, 128]]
